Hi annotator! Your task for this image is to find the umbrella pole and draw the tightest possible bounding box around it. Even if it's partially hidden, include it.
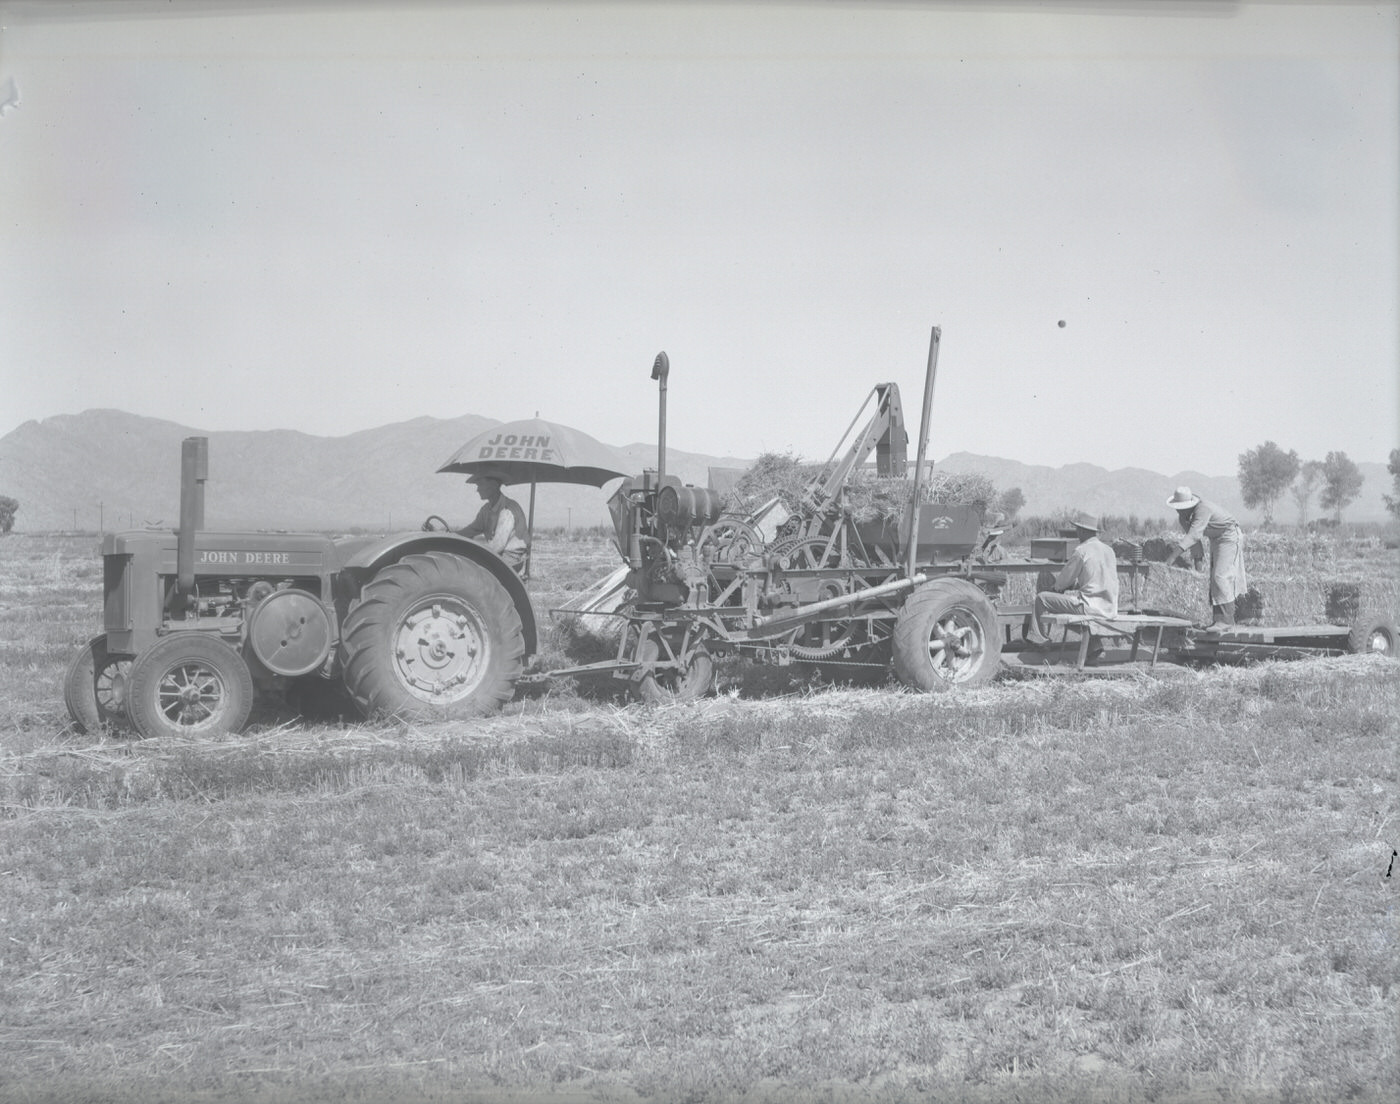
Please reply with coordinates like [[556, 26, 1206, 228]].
[[525, 481, 537, 580]]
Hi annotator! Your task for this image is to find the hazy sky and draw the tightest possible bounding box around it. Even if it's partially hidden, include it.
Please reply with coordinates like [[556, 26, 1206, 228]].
[[1, 0, 1396, 476]]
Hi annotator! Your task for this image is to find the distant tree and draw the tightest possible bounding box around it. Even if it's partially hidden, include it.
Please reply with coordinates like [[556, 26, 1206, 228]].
[[1237, 441, 1299, 527], [0, 495, 16, 535], [997, 487, 1026, 520], [1385, 448, 1400, 520], [1319, 451, 1364, 523], [1290, 460, 1324, 527]]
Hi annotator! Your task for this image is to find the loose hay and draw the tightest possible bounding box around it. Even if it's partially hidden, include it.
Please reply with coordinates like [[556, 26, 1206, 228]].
[[729, 450, 996, 523]]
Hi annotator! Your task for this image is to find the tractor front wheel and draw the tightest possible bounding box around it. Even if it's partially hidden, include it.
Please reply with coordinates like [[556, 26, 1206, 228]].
[[63, 634, 133, 734], [892, 578, 1001, 691], [126, 633, 254, 739], [341, 552, 525, 721]]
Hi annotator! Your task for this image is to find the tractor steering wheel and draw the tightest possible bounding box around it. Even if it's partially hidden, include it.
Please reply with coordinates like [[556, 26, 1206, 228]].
[[421, 515, 451, 532]]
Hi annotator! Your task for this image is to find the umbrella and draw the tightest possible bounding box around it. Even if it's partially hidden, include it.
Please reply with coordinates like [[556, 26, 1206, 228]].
[[437, 418, 633, 577]]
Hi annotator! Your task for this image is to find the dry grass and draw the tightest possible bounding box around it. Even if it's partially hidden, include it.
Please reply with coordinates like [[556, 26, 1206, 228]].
[[0, 531, 1397, 1103]]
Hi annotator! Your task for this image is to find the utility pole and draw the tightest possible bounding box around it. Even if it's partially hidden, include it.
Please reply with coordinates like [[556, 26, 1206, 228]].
[[567, 508, 572, 536], [99, 501, 104, 533]]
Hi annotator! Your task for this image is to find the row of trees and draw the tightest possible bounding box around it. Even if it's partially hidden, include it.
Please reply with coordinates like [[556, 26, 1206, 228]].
[[1237, 442, 1391, 526]]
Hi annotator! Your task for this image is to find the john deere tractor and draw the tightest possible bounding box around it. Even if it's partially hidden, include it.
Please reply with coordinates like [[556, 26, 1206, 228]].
[[64, 437, 536, 739]]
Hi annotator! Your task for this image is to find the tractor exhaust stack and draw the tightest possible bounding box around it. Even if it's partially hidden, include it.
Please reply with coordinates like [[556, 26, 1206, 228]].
[[651, 351, 669, 486], [175, 435, 208, 610]]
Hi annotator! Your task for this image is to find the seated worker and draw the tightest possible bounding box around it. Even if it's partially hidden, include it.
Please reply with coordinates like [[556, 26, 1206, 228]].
[[1024, 513, 1119, 662], [456, 468, 528, 574]]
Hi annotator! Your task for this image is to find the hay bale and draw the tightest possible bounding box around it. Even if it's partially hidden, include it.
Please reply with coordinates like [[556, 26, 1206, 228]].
[[1233, 584, 1265, 625], [1324, 581, 1361, 625], [1141, 537, 1176, 563]]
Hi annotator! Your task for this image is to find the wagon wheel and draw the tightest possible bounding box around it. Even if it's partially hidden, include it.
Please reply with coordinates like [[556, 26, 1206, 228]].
[[1347, 609, 1397, 657], [698, 516, 765, 563]]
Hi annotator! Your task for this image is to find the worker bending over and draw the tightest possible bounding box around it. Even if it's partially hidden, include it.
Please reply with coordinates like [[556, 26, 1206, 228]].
[[1166, 486, 1245, 629]]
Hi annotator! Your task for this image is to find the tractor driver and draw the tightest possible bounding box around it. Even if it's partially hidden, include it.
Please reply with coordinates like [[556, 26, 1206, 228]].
[[457, 469, 528, 574], [1024, 513, 1119, 663]]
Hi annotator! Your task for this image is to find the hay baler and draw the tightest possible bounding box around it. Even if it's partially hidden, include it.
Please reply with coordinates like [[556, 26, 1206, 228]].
[[553, 329, 1149, 699]]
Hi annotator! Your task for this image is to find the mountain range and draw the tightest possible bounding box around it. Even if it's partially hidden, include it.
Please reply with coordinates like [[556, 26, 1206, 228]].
[[0, 409, 1391, 533]]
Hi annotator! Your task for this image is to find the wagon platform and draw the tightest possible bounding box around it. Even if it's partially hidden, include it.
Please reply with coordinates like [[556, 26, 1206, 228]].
[[997, 606, 1395, 676]]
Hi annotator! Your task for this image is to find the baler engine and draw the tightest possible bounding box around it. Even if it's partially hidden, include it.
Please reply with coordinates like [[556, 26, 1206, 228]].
[[610, 471, 724, 608]]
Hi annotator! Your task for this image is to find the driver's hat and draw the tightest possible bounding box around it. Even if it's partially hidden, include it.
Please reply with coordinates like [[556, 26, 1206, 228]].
[[467, 467, 511, 485]]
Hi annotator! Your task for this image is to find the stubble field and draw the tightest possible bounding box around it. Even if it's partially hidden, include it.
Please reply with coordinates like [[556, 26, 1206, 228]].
[[0, 531, 1396, 1104]]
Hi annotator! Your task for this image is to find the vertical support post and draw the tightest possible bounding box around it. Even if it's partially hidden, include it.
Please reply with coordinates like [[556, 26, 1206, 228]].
[[525, 481, 537, 580], [651, 351, 669, 486], [176, 436, 208, 609], [903, 326, 940, 578]]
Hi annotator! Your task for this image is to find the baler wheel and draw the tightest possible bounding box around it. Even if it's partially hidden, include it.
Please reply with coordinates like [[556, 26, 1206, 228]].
[[63, 634, 133, 735], [341, 552, 525, 720], [126, 633, 254, 739], [892, 578, 1001, 691], [633, 631, 715, 704]]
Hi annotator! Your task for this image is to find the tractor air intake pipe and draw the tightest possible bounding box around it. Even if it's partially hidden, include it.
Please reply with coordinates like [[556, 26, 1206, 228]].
[[175, 436, 208, 611], [651, 351, 669, 486]]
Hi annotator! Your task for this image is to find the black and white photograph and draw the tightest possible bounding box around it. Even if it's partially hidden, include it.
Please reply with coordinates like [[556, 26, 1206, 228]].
[[0, 2, 1396, 1102]]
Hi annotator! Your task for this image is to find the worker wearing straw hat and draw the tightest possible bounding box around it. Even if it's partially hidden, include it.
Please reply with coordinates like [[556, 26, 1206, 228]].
[[1025, 512, 1119, 662], [1166, 486, 1246, 629], [454, 467, 528, 573]]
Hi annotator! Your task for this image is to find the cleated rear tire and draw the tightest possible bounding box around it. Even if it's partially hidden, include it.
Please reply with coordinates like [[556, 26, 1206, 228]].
[[341, 552, 525, 721]]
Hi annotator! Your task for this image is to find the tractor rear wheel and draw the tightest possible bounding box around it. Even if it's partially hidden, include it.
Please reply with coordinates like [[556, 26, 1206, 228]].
[[892, 578, 1001, 691], [341, 552, 525, 721], [63, 634, 133, 734], [126, 633, 254, 739]]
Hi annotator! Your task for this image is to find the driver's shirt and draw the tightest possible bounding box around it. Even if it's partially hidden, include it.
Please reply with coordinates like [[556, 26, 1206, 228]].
[[461, 495, 528, 556]]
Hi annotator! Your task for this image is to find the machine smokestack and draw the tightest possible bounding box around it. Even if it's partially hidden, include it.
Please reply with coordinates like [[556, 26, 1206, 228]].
[[175, 436, 208, 609], [651, 351, 669, 485]]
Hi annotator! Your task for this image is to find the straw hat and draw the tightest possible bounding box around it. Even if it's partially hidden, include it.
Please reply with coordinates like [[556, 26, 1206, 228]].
[[467, 467, 510, 486], [1166, 486, 1200, 510], [1070, 512, 1099, 533]]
